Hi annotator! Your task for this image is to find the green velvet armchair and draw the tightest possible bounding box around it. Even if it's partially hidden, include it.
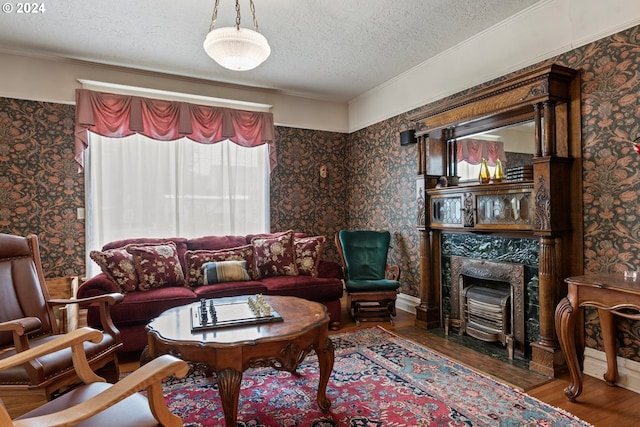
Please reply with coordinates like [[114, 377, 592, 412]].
[[336, 230, 400, 325]]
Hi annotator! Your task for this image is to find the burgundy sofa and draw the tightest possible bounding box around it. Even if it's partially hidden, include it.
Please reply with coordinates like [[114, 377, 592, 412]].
[[77, 231, 344, 353]]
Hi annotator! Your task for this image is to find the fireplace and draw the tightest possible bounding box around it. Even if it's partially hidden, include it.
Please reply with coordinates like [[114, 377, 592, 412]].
[[411, 64, 583, 376], [447, 256, 526, 359]]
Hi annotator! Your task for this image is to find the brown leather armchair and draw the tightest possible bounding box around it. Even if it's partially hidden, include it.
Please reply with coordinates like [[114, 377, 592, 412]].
[[0, 233, 123, 417], [1, 327, 188, 426]]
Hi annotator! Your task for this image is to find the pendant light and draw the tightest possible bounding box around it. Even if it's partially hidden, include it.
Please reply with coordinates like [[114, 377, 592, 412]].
[[203, 0, 271, 71]]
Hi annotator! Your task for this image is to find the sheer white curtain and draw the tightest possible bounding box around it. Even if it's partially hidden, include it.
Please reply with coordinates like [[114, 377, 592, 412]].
[[85, 133, 269, 276]]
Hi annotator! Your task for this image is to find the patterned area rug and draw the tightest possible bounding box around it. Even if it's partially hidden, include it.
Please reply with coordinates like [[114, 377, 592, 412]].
[[161, 326, 591, 426]]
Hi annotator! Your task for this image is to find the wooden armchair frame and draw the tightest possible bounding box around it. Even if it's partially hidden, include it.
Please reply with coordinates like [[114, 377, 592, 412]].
[[0, 326, 188, 427]]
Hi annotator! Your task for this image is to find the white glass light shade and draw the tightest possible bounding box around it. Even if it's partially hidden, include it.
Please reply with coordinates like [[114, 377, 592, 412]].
[[203, 27, 271, 71]]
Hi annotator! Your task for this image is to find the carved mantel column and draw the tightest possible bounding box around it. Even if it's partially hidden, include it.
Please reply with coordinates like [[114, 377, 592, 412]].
[[415, 171, 441, 329], [414, 130, 445, 329], [529, 155, 573, 376], [537, 236, 558, 347], [542, 100, 557, 156], [415, 228, 440, 328], [530, 235, 567, 376]]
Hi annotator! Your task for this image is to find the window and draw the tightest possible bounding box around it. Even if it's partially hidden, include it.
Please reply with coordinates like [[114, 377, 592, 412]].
[[85, 133, 269, 276]]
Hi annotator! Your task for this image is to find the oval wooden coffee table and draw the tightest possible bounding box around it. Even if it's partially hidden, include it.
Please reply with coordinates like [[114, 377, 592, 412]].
[[146, 295, 334, 427]]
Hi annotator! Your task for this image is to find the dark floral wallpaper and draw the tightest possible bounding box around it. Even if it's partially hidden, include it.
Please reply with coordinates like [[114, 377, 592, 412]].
[[2, 24, 640, 360], [559, 25, 640, 360], [0, 99, 82, 277], [270, 126, 349, 262]]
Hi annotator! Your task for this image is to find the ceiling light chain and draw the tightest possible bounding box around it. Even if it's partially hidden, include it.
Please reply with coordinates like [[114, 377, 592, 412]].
[[203, 0, 271, 71], [209, 0, 219, 32], [235, 0, 241, 29], [249, 0, 258, 32], [210, 0, 258, 32]]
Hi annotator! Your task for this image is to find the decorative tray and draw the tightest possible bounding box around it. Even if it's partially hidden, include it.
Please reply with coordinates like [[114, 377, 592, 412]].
[[190, 295, 282, 331]]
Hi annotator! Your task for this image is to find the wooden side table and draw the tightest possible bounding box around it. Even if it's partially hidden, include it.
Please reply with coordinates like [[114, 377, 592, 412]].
[[45, 276, 79, 333], [555, 273, 640, 401]]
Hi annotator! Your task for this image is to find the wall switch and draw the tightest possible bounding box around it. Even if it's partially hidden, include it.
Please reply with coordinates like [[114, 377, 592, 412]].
[[77, 207, 85, 220]]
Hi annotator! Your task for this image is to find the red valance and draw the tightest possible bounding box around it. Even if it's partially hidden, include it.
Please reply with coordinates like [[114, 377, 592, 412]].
[[74, 89, 276, 171], [457, 139, 506, 166]]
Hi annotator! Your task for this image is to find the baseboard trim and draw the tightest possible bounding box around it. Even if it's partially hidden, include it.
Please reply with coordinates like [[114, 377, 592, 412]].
[[397, 293, 419, 315], [583, 347, 640, 393]]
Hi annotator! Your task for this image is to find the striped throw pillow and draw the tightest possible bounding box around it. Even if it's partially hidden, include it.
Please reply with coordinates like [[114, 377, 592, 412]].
[[202, 260, 251, 285]]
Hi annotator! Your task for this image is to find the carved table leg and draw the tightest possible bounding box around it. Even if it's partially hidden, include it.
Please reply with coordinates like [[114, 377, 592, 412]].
[[139, 345, 151, 365], [598, 309, 619, 386], [217, 368, 243, 427], [315, 336, 334, 412], [555, 296, 582, 401]]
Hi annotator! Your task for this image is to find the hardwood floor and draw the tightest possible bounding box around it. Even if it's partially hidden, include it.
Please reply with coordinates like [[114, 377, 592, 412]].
[[341, 306, 640, 427], [120, 300, 640, 426]]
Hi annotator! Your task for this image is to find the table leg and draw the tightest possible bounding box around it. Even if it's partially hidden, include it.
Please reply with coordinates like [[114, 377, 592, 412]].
[[555, 296, 582, 401], [598, 309, 618, 386], [217, 368, 243, 427], [315, 335, 334, 412]]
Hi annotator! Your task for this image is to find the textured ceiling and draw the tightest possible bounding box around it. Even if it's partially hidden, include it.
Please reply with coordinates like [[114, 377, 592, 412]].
[[0, 0, 540, 102]]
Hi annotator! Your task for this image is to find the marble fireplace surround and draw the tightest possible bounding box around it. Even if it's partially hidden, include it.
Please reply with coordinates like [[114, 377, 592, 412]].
[[441, 233, 540, 360]]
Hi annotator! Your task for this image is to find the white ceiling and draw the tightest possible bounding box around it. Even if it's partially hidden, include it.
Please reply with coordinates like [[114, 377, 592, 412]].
[[0, 0, 541, 103]]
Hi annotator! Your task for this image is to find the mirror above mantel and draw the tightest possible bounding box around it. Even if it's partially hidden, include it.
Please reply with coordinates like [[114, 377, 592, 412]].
[[411, 64, 580, 183], [454, 119, 536, 183]]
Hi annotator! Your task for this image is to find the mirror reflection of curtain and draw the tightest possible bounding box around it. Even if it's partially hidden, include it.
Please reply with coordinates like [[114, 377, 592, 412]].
[[457, 139, 507, 166]]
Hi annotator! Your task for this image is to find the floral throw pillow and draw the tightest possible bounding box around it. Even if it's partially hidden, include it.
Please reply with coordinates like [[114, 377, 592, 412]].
[[184, 244, 257, 287], [90, 247, 138, 293], [252, 230, 298, 278], [294, 236, 326, 277], [126, 242, 185, 291]]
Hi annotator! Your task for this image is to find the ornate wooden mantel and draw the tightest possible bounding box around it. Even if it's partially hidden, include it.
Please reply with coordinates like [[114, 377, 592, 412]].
[[409, 64, 583, 377]]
